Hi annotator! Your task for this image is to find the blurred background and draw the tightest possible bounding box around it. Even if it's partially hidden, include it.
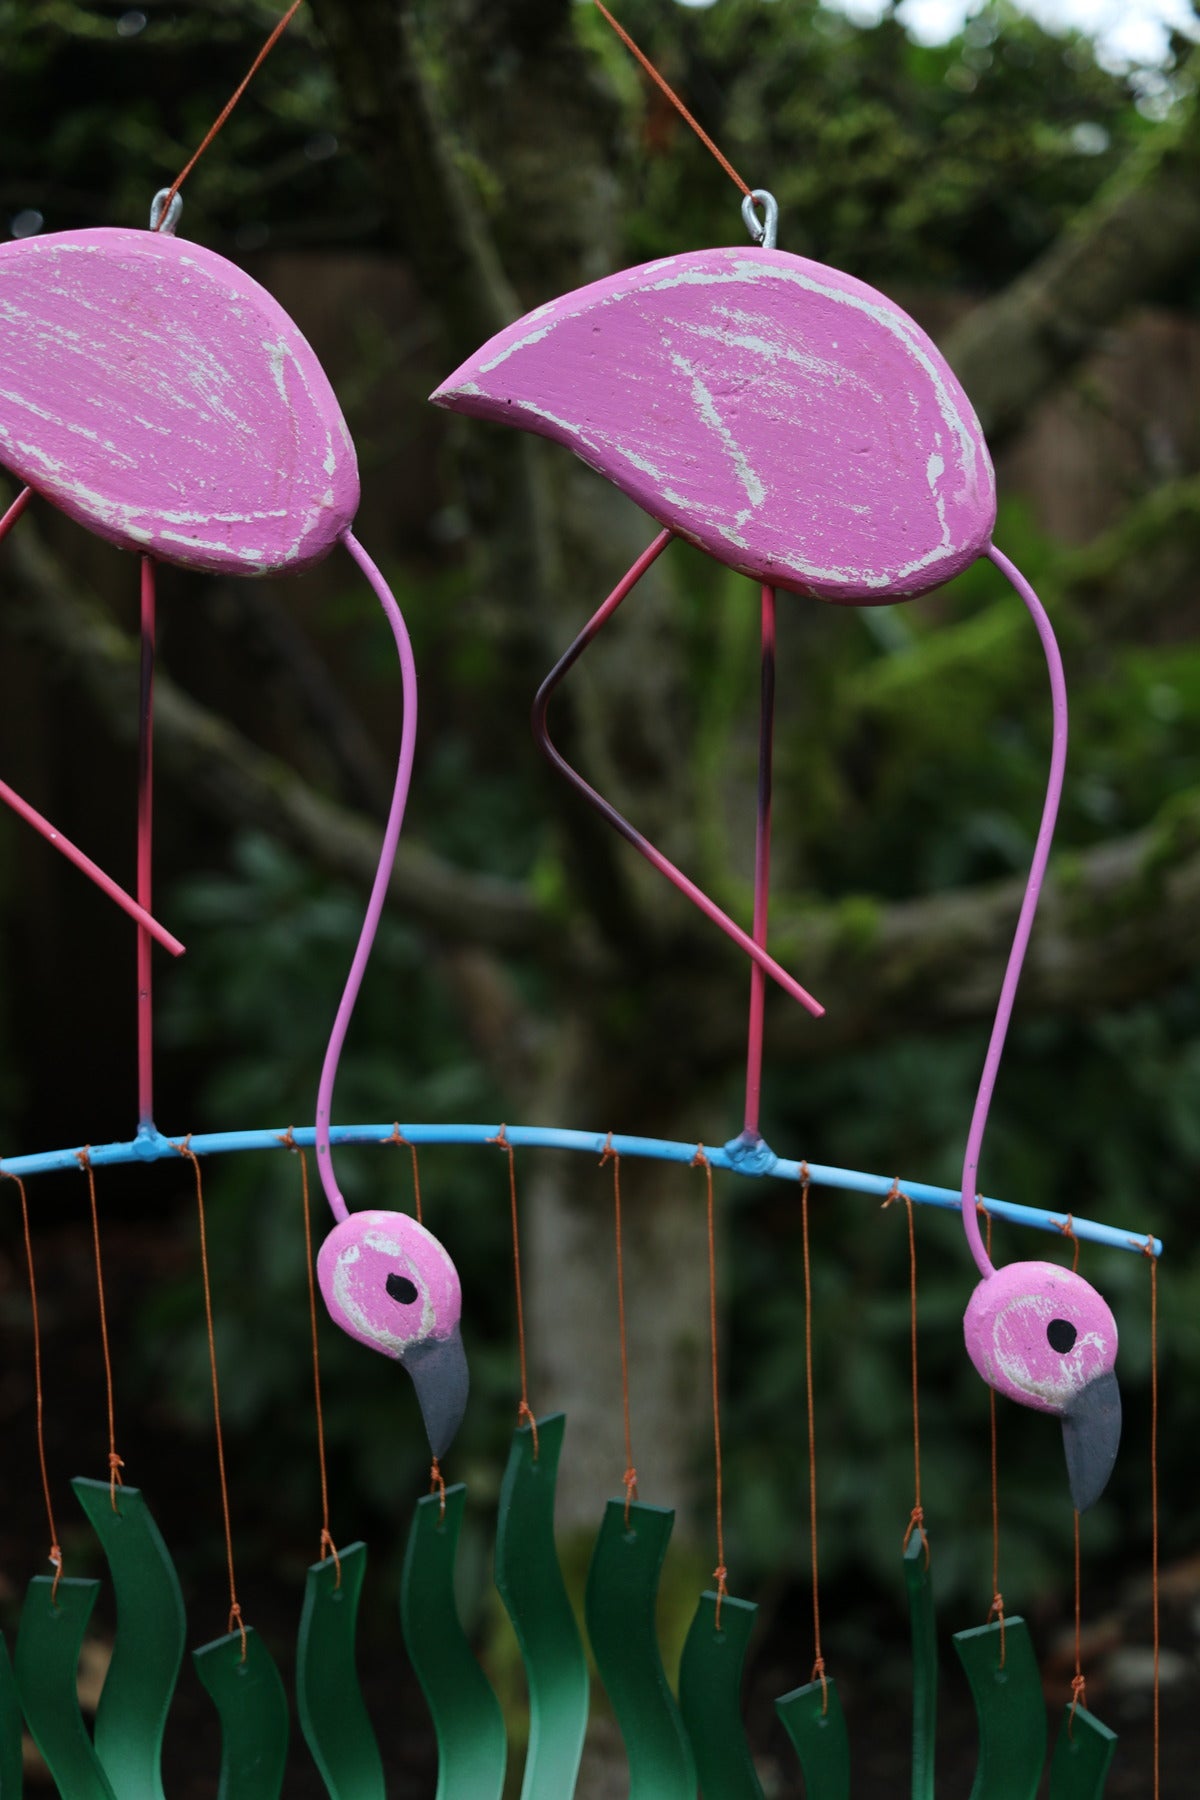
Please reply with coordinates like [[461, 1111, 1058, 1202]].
[[0, 0, 1198, 1792]]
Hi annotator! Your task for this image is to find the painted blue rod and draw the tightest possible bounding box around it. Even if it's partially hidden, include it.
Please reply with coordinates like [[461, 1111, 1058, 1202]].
[[0, 1122, 1161, 1257]]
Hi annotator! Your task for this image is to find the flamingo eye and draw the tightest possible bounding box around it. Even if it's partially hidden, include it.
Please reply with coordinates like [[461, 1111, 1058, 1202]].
[[386, 1273, 419, 1306], [1047, 1318, 1077, 1353]]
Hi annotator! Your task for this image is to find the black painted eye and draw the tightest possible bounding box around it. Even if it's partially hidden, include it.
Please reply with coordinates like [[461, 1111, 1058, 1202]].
[[1047, 1318, 1077, 1353], [386, 1272, 419, 1306]]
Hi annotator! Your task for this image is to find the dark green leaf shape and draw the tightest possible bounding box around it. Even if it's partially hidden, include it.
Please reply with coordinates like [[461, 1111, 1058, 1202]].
[[400, 1484, 507, 1800], [904, 1533, 937, 1800], [296, 1541, 385, 1800], [953, 1618, 1046, 1800], [193, 1626, 289, 1800], [13, 1576, 116, 1800], [585, 1500, 696, 1799], [72, 1478, 186, 1800], [1048, 1703, 1117, 1799], [677, 1587, 762, 1799], [0, 1631, 22, 1797], [775, 1674, 850, 1799], [494, 1414, 588, 1800]]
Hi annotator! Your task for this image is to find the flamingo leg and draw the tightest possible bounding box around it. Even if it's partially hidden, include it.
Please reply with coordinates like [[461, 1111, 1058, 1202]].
[[0, 490, 184, 956], [532, 534, 824, 1020], [743, 584, 777, 1136], [137, 556, 156, 1131]]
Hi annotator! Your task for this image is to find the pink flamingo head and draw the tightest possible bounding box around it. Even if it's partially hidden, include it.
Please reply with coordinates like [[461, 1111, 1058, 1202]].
[[317, 1209, 467, 1458], [0, 227, 359, 573], [964, 1258, 1119, 1510]]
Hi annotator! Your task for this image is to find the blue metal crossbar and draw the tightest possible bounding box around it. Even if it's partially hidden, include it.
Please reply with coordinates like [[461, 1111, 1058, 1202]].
[[0, 1123, 1161, 1256]]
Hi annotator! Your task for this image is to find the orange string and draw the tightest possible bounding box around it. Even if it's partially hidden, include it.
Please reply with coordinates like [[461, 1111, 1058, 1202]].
[[797, 1164, 827, 1707], [692, 1148, 728, 1627], [176, 1140, 247, 1658], [979, 1199, 1006, 1666], [600, 1136, 638, 1524], [5, 1172, 64, 1599], [489, 1127, 538, 1458], [1069, 1508, 1086, 1731], [884, 1183, 928, 1563], [429, 1456, 447, 1523], [380, 1124, 423, 1224], [76, 1150, 124, 1508], [154, 1, 305, 230], [1056, 1212, 1081, 1273], [282, 1129, 341, 1586], [593, 2, 753, 201], [1145, 1240, 1159, 1800]]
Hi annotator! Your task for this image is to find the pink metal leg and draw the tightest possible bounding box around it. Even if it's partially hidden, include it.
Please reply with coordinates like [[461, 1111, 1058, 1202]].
[[743, 584, 777, 1136], [137, 556, 156, 1130], [532, 534, 823, 1020]]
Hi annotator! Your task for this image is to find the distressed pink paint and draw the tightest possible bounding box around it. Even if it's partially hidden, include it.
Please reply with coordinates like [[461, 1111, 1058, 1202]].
[[432, 246, 995, 604], [317, 1209, 462, 1361], [0, 228, 358, 573], [963, 1259, 1117, 1416]]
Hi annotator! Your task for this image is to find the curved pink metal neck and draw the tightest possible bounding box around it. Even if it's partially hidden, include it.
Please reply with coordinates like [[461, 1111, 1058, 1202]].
[[960, 543, 1068, 1277], [315, 529, 418, 1224]]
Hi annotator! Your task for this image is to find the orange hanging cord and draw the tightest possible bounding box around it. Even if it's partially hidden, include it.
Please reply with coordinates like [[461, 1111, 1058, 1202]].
[[175, 1140, 247, 1657], [153, 1, 305, 230], [593, 2, 754, 201], [76, 1149, 125, 1507], [692, 1147, 728, 1628], [283, 1129, 341, 1584], [5, 1171, 64, 1598], [883, 1182, 927, 1563], [798, 1164, 828, 1707], [600, 1135, 638, 1524], [978, 1199, 1006, 1666], [380, 1123, 423, 1225], [489, 1126, 538, 1457]]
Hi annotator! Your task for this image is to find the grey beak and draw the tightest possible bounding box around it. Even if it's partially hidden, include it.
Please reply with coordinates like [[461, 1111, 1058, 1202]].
[[1061, 1368, 1121, 1512], [403, 1326, 469, 1460]]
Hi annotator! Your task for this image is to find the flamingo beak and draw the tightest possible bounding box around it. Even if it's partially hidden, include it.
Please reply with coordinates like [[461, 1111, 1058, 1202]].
[[1061, 1369, 1121, 1512], [403, 1325, 469, 1460]]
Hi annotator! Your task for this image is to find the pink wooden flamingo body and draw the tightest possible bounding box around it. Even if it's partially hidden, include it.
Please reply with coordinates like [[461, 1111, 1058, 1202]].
[[434, 232, 1120, 1506], [0, 223, 466, 1458]]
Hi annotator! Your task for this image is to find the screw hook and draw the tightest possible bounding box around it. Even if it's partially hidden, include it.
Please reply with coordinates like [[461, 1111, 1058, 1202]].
[[149, 189, 183, 235], [741, 188, 779, 252]]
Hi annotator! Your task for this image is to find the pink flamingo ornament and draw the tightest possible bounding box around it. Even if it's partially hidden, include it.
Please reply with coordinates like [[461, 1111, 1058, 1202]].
[[433, 195, 1119, 1506], [0, 213, 467, 1459]]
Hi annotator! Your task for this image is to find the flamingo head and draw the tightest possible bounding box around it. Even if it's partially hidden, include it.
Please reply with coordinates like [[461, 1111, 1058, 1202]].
[[317, 1209, 467, 1458], [963, 1259, 1120, 1511]]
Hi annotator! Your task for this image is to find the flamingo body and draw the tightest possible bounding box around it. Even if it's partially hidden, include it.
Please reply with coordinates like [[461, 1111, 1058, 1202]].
[[433, 247, 995, 603], [0, 228, 358, 574]]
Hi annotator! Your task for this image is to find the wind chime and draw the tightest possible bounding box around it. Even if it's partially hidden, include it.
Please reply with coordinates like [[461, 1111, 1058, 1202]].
[[0, 5, 1162, 1798]]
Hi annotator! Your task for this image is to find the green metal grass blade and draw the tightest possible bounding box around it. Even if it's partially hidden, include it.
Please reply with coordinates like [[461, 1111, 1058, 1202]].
[[1048, 1703, 1117, 1799], [0, 1632, 23, 1797], [678, 1588, 763, 1799], [775, 1675, 850, 1799], [400, 1485, 507, 1800], [953, 1617, 1046, 1800], [13, 1576, 117, 1800], [72, 1478, 185, 1800], [193, 1626, 289, 1800], [296, 1541, 385, 1800], [584, 1499, 696, 1799], [904, 1533, 937, 1800], [494, 1414, 588, 1800]]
